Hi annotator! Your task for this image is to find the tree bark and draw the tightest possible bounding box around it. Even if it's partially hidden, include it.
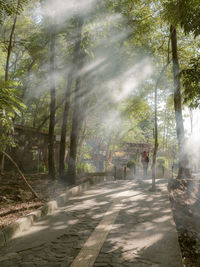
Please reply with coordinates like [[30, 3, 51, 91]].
[[59, 37, 82, 179], [152, 61, 170, 189], [5, 1, 19, 81], [36, 98, 65, 132], [48, 26, 56, 179], [152, 80, 158, 189], [66, 17, 84, 184], [67, 76, 82, 184], [58, 73, 72, 179], [170, 25, 191, 179]]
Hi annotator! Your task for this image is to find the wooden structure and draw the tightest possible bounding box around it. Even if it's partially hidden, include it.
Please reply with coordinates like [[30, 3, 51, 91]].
[[113, 142, 153, 166], [5, 125, 61, 173], [124, 142, 153, 153]]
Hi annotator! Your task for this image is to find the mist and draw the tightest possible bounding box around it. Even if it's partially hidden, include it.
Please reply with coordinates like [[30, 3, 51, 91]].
[[6, 0, 185, 177], [21, 0, 154, 137]]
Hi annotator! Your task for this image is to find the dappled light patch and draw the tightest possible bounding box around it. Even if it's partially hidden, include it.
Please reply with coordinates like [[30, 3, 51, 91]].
[[0, 179, 183, 266]]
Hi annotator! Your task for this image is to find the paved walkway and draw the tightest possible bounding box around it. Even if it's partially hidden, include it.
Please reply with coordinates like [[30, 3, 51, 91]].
[[0, 178, 183, 267]]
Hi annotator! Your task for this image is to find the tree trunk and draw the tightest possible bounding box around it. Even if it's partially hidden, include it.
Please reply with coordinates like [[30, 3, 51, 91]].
[[152, 82, 158, 189], [36, 98, 65, 132], [5, 0, 20, 81], [152, 61, 170, 189], [67, 76, 82, 184], [59, 36, 82, 179], [59, 69, 73, 179], [48, 26, 56, 179], [170, 25, 191, 179], [163, 109, 167, 151], [66, 17, 84, 185]]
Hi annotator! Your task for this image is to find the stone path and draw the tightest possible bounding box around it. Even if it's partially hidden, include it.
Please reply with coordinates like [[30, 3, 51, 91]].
[[0, 178, 183, 267]]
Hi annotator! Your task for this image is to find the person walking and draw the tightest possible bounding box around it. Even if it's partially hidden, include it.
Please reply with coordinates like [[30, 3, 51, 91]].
[[141, 151, 149, 178]]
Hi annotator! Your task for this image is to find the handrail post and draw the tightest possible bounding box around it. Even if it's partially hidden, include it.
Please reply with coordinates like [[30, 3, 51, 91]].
[[124, 166, 126, 180], [114, 165, 117, 180]]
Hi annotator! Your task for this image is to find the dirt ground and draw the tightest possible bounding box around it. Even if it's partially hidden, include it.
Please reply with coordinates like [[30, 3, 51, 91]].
[[0, 172, 70, 229], [169, 176, 200, 267], [1, 172, 200, 266]]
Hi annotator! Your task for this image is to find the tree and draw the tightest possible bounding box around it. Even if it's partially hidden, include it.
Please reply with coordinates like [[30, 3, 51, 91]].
[[163, 0, 200, 179], [0, 0, 28, 173], [152, 60, 170, 189], [48, 23, 56, 179], [1, 0, 199, 179], [0, 0, 28, 24], [5, 0, 21, 82], [170, 24, 191, 179], [0, 83, 25, 173], [164, 0, 200, 37], [59, 20, 83, 180], [66, 16, 84, 185], [181, 56, 200, 108]]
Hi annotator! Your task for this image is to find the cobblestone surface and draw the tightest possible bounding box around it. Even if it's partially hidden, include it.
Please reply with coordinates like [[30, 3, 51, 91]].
[[0, 179, 183, 267]]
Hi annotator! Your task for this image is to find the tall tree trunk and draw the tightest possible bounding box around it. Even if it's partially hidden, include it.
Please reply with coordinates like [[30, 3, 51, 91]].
[[170, 25, 191, 179], [67, 75, 82, 184], [48, 26, 56, 179], [66, 17, 84, 185], [37, 98, 65, 132], [152, 82, 158, 189], [59, 36, 82, 179], [5, 0, 20, 81], [152, 61, 170, 189], [75, 83, 91, 165], [59, 69, 73, 179], [163, 109, 167, 151]]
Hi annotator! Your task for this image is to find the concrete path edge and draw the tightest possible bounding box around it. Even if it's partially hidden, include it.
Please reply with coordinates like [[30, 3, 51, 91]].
[[0, 176, 114, 248]]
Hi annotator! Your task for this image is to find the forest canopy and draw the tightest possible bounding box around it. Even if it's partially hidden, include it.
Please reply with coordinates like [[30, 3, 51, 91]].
[[0, 0, 199, 183]]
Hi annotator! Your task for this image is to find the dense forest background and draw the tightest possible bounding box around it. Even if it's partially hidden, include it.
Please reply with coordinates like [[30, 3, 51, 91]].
[[0, 0, 200, 185]]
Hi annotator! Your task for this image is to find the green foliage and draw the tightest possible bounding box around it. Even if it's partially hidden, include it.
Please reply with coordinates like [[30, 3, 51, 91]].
[[76, 162, 95, 173], [0, 81, 26, 149], [163, 0, 200, 36], [123, 96, 154, 142], [0, 81, 25, 114], [0, 0, 198, 175], [25, 31, 49, 60], [0, 0, 29, 24], [181, 56, 200, 108]]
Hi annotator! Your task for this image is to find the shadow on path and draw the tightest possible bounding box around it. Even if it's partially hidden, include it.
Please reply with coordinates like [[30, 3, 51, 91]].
[[0, 178, 183, 267]]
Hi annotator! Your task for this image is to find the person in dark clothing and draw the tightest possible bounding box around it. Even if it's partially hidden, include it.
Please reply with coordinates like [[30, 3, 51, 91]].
[[141, 151, 149, 177]]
